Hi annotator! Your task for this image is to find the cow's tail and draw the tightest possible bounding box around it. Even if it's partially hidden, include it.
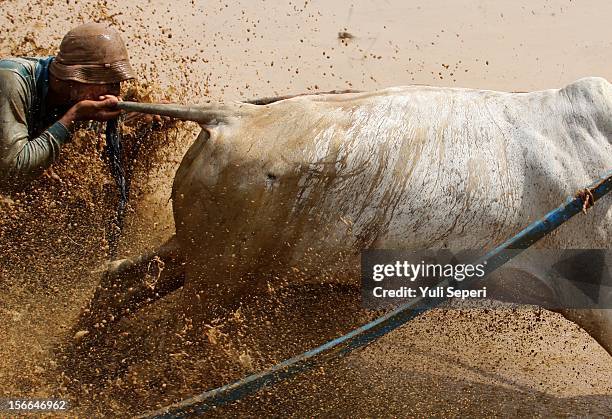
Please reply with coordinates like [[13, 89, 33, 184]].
[[116, 101, 256, 125]]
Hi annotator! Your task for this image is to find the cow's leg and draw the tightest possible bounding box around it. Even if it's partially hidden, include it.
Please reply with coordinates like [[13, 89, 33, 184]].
[[544, 250, 612, 355], [74, 235, 185, 337], [559, 309, 612, 355], [487, 262, 612, 356], [484, 267, 559, 308]]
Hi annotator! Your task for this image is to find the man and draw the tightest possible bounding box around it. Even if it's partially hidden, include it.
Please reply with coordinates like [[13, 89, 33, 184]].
[[0, 22, 134, 188]]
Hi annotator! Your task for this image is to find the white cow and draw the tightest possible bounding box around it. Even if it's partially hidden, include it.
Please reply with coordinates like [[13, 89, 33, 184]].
[[82, 77, 612, 354]]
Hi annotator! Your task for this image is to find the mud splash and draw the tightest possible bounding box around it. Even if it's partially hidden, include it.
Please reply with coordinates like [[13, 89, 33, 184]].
[[1, 1, 611, 417]]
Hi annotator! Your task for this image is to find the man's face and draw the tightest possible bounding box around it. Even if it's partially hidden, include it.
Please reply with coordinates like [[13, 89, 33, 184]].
[[67, 81, 121, 103]]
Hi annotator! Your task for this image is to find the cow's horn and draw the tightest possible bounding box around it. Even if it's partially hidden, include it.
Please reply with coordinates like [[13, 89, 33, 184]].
[[117, 101, 250, 124]]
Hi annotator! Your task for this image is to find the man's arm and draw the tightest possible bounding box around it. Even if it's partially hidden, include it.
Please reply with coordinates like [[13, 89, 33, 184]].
[[0, 71, 71, 182], [0, 72, 121, 184]]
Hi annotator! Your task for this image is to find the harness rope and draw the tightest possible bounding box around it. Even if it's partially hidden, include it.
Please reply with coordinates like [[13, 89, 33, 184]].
[[104, 118, 128, 259]]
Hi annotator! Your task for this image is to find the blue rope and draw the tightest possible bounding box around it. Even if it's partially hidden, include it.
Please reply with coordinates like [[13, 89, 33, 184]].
[[142, 169, 612, 418]]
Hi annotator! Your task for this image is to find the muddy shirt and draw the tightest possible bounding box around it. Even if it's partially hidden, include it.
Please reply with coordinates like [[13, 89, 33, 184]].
[[0, 56, 70, 187]]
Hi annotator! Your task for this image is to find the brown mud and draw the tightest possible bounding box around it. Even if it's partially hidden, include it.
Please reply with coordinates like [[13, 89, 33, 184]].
[[1, 1, 611, 417]]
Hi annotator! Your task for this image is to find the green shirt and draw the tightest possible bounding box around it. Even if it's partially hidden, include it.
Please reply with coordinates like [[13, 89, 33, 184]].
[[0, 56, 71, 188]]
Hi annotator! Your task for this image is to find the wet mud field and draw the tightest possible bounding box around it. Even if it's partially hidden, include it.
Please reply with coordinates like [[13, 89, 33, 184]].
[[1, 1, 611, 417]]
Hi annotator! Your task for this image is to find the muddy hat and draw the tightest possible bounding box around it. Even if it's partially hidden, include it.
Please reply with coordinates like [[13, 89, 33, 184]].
[[49, 23, 136, 84]]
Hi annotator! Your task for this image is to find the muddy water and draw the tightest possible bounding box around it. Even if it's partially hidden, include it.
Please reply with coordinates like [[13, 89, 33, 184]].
[[1, 0, 611, 417]]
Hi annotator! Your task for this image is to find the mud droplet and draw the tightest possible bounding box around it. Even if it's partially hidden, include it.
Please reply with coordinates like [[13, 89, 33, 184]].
[[74, 330, 89, 341]]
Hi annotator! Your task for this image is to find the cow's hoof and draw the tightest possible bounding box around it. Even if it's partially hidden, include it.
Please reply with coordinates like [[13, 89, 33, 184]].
[[90, 257, 133, 277]]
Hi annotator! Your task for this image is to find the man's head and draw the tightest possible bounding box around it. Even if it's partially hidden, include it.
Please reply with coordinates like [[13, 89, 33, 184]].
[[49, 23, 135, 105]]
